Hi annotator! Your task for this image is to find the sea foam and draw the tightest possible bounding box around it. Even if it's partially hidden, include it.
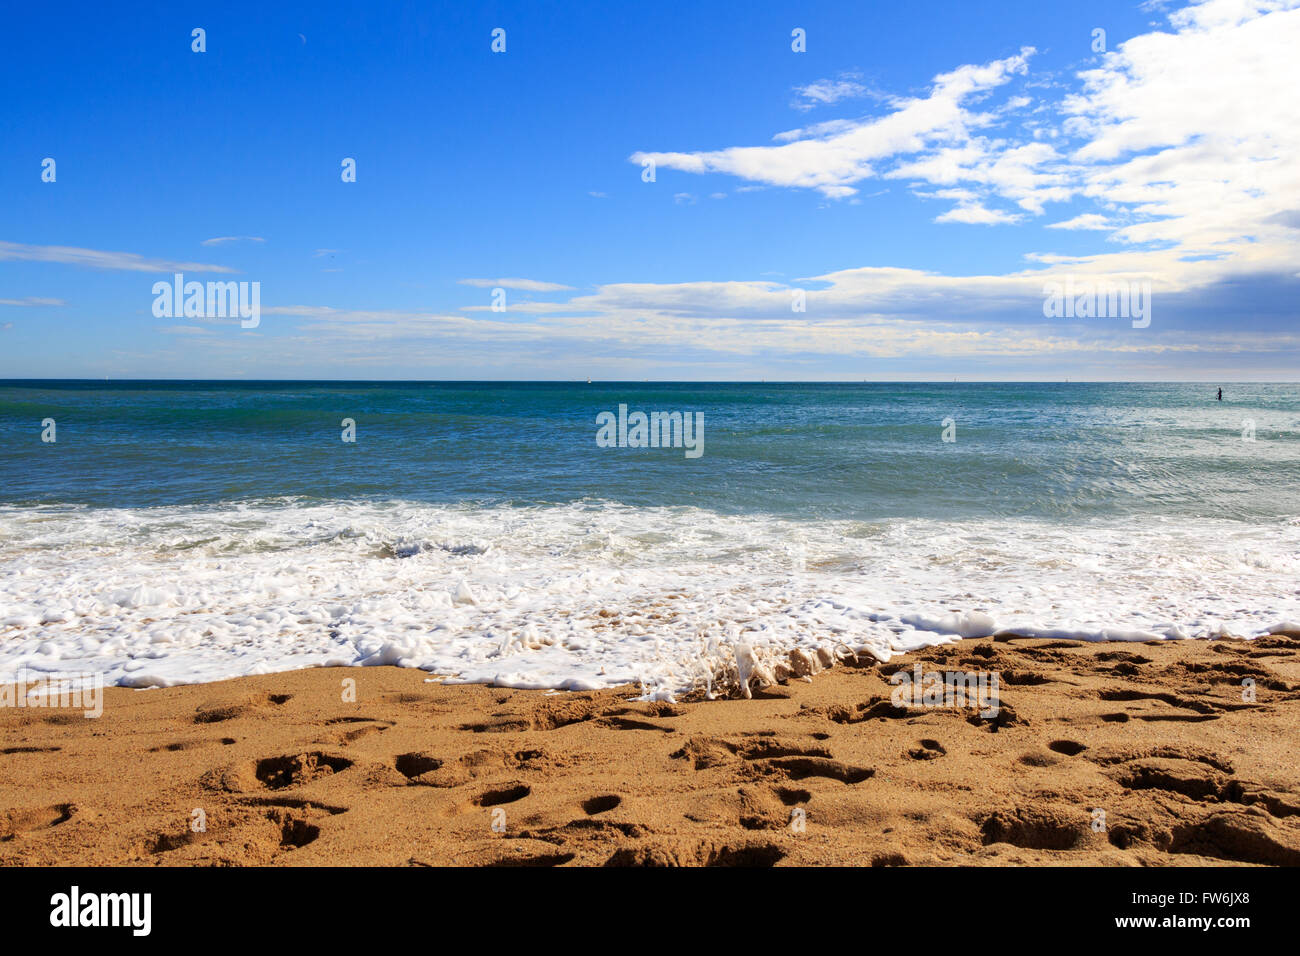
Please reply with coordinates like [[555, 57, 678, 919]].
[[1, 500, 1297, 698]]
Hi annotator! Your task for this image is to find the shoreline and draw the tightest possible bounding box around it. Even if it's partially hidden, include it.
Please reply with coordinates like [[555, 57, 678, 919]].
[[2, 633, 1299, 866]]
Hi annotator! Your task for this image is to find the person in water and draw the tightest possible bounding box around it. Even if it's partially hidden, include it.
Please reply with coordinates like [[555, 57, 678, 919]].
[[1218, 387, 1223, 401]]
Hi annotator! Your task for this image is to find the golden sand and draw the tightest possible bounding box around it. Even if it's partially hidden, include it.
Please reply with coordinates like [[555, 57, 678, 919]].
[[2, 634, 1298, 866]]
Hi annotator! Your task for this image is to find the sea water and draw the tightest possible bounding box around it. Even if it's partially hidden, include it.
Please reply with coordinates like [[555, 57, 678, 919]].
[[1, 381, 1297, 697]]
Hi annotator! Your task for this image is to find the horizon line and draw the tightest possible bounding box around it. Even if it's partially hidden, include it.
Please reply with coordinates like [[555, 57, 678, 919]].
[[0, 378, 1290, 386]]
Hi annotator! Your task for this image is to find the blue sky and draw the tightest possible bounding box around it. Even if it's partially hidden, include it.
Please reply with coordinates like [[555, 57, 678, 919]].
[[2, 0, 1298, 380]]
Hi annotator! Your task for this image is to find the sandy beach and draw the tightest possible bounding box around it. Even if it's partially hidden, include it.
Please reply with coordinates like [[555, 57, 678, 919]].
[[3, 632, 1298, 867]]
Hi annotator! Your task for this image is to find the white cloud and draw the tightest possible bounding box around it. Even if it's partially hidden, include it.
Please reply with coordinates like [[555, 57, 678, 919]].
[[149, 229, 1300, 375], [201, 236, 265, 246], [772, 118, 861, 143], [1059, 0, 1300, 275], [457, 278, 575, 291], [630, 48, 1036, 198], [791, 75, 869, 111], [628, 0, 1300, 283], [0, 241, 235, 273], [934, 203, 1023, 225], [204, 266, 1285, 370], [0, 296, 65, 306], [1047, 213, 1114, 230]]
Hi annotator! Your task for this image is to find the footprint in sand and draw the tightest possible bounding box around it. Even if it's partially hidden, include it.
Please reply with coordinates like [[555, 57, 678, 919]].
[[394, 752, 443, 780], [203, 751, 354, 793], [749, 755, 874, 784], [255, 752, 353, 791], [908, 739, 947, 760], [472, 783, 530, 807], [0, 802, 76, 841], [142, 805, 327, 863], [581, 795, 621, 815], [1048, 740, 1087, 756], [192, 692, 293, 725]]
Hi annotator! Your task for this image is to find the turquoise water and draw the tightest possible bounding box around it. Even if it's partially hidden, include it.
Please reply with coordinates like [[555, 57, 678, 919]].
[[2, 381, 1295, 520]]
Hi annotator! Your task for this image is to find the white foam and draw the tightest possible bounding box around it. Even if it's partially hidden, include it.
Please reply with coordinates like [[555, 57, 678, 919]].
[[901, 611, 997, 638], [1, 500, 1297, 697]]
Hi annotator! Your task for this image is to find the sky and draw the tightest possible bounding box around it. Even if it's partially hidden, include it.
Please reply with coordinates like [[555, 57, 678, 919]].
[[2, 0, 1298, 381]]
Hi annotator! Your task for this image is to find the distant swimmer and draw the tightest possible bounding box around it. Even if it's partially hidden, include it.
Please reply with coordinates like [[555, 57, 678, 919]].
[[1217, 387, 1223, 401]]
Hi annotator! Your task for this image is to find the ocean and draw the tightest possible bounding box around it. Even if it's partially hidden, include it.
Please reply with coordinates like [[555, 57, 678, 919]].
[[2, 380, 1298, 696]]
